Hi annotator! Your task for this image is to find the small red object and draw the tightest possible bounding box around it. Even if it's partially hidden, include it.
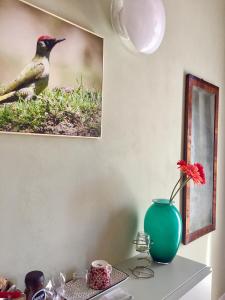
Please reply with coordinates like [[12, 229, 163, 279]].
[[177, 160, 206, 184], [87, 260, 112, 290], [0, 290, 22, 298]]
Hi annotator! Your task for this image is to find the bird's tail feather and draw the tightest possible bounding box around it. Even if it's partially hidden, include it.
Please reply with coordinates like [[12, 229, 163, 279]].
[[0, 91, 18, 104]]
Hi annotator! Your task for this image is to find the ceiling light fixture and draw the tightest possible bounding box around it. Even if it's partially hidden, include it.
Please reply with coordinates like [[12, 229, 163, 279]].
[[111, 0, 166, 54]]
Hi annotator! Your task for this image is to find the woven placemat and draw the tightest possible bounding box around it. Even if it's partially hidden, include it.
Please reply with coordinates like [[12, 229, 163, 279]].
[[62, 267, 129, 300]]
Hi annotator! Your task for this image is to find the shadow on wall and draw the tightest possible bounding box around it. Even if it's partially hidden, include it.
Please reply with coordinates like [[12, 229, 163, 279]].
[[65, 169, 138, 275], [72, 0, 112, 28], [88, 206, 138, 264], [37, 0, 113, 34]]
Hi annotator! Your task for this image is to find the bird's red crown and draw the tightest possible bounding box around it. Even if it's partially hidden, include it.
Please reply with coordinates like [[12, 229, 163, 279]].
[[38, 35, 55, 42]]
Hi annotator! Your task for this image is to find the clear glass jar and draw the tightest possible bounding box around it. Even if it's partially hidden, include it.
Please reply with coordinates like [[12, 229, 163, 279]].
[[134, 231, 150, 253]]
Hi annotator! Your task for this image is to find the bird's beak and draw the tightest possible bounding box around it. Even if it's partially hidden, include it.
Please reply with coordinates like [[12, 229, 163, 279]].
[[55, 38, 66, 44]]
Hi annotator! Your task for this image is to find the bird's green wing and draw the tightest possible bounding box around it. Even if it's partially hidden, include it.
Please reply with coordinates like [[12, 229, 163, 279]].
[[0, 62, 44, 95]]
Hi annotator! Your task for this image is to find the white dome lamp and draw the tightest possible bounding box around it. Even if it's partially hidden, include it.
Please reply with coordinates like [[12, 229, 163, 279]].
[[111, 0, 166, 54]]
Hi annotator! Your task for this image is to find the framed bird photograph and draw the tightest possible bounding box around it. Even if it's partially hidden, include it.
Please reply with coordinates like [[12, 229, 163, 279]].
[[0, 0, 103, 138]]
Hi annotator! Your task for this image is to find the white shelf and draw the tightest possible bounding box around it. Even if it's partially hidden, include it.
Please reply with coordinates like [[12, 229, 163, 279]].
[[96, 255, 211, 300]]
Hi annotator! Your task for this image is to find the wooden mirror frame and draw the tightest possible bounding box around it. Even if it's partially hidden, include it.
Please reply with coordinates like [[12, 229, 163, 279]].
[[183, 74, 219, 244]]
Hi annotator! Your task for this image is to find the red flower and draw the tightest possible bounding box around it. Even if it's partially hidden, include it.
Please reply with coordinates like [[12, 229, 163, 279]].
[[194, 163, 206, 184], [177, 160, 206, 185], [170, 160, 206, 202], [177, 160, 188, 172]]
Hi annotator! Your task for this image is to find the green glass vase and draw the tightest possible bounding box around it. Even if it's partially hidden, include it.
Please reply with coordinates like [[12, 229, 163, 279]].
[[144, 199, 182, 264]]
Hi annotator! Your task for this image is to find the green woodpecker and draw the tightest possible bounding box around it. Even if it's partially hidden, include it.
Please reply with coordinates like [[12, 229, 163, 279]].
[[0, 35, 65, 104]]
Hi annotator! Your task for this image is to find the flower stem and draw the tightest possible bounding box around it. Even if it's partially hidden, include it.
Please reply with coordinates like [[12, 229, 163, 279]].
[[169, 177, 190, 204], [169, 176, 182, 201]]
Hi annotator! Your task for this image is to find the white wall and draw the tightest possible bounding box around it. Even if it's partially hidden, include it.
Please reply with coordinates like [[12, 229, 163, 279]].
[[0, 0, 225, 299]]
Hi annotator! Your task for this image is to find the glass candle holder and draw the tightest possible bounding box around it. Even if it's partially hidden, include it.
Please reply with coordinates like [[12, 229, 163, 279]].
[[130, 231, 154, 279], [133, 231, 150, 253]]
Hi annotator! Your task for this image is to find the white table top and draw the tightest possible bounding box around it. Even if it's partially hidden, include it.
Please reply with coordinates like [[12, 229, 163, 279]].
[[95, 255, 211, 300]]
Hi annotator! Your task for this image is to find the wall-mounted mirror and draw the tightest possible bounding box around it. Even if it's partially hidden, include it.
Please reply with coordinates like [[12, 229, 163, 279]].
[[183, 74, 219, 244]]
